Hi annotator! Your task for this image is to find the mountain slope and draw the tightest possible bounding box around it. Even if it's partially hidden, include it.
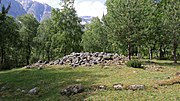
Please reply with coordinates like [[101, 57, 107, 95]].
[[0, 0, 51, 21], [0, 0, 26, 18], [80, 16, 93, 25], [1, 0, 92, 23], [16, 0, 51, 21]]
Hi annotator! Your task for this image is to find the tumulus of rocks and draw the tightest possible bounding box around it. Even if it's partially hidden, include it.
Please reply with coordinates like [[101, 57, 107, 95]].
[[26, 52, 128, 68]]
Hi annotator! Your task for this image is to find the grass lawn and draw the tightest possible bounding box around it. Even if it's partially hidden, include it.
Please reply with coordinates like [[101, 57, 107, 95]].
[[0, 60, 180, 101]]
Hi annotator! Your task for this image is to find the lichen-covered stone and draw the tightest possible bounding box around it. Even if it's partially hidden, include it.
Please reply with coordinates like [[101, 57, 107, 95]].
[[128, 85, 145, 91], [113, 83, 123, 90], [60, 84, 84, 96]]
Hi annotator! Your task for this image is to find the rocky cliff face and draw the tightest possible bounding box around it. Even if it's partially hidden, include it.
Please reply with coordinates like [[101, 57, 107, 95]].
[[16, 0, 51, 21], [0, 0, 51, 21], [1, 0, 92, 23], [0, 0, 26, 18], [80, 16, 93, 25]]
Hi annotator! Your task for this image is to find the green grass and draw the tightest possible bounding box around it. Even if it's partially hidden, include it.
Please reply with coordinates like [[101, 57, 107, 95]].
[[0, 60, 180, 101]]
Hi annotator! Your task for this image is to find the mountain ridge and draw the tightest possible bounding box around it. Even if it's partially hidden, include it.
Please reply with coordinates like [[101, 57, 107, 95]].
[[15, 0, 51, 21], [0, 0, 51, 21], [0, 0, 92, 23], [0, 0, 26, 18]]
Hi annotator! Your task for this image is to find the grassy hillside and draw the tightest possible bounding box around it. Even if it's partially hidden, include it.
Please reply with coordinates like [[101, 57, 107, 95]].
[[0, 60, 180, 101]]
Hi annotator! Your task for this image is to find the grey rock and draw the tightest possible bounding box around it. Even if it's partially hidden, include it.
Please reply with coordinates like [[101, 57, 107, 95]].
[[97, 57, 102, 61], [16, 88, 21, 92], [0, 86, 6, 91], [37, 60, 43, 63], [71, 52, 76, 55], [80, 61, 85, 65], [59, 60, 64, 65], [92, 60, 98, 65], [33, 60, 45, 67], [54, 60, 60, 65], [28, 87, 38, 95], [98, 85, 107, 90], [44, 61, 49, 64], [91, 85, 107, 91], [128, 85, 145, 91], [103, 55, 113, 60], [98, 52, 105, 57], [24, 65, 33, 69], [71, 63, 79, 68], [113, 53, 119, 58], [84, 63, 91, 67], [113, 83, 123, 90], [21, 90, 26, 93], [49, 61, 54, 65], [34, 63, 41, 67], [38, 67, 43, 70], [176, 72, 180, 76], [60, 84, 84, 96], [94, 52, 100, 57]]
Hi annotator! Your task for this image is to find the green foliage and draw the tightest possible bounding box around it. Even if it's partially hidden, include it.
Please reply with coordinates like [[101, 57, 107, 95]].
[[105, 0, 152, 59], [0, 0, 180, 69], [0, 16, 20, 70], [0, 1, 11, 22], [0, 1, 25, 69], [1, 0, 84, 66], [82, 17, 108, 52], [34, 19, 54, 61], [51, 0, 83, 57], [126, 60, 142, 68], [17, 14, 39, 65], [105, 0, 180, 61]]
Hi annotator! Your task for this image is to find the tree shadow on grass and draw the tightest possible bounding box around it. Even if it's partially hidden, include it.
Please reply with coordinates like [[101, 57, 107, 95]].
[[143, 60, 180, 67], [0, 67, 108, 101]]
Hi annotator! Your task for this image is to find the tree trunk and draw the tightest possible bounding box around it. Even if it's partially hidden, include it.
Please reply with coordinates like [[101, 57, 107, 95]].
[[1, 46, 4, 64], [159, 45, 164, 60], [47, 48, 50, 61], [173, 41, 177, 63], [26, 55, 29, 65], [26, 44, 31, 65], [137, 47, 141, 59], [149, 48, 153, 60], [134, 47, 138, 56], [128, 42, 131, 60]]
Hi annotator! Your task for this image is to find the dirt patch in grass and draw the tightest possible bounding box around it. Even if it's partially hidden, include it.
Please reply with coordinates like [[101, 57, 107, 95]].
[[158, 76, 180, 86]]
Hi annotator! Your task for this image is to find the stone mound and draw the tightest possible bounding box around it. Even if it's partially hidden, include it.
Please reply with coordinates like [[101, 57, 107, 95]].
[[26, 52, 128, 68]]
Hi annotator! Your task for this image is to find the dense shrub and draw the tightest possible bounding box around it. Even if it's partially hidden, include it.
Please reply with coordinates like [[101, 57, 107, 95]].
[[126, 60, 142, 68]]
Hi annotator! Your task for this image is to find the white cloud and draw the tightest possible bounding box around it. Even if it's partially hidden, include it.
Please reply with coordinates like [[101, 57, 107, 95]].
[[75, 1, 106, 18], [33, 0, 107, 18]]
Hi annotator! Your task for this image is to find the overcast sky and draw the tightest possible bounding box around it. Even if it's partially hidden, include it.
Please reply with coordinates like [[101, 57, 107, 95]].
[[33, 0, 106, 18]]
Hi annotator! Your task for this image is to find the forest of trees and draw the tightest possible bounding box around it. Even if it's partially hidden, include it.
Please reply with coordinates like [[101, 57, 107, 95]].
[[0, 0, 179, 70]]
